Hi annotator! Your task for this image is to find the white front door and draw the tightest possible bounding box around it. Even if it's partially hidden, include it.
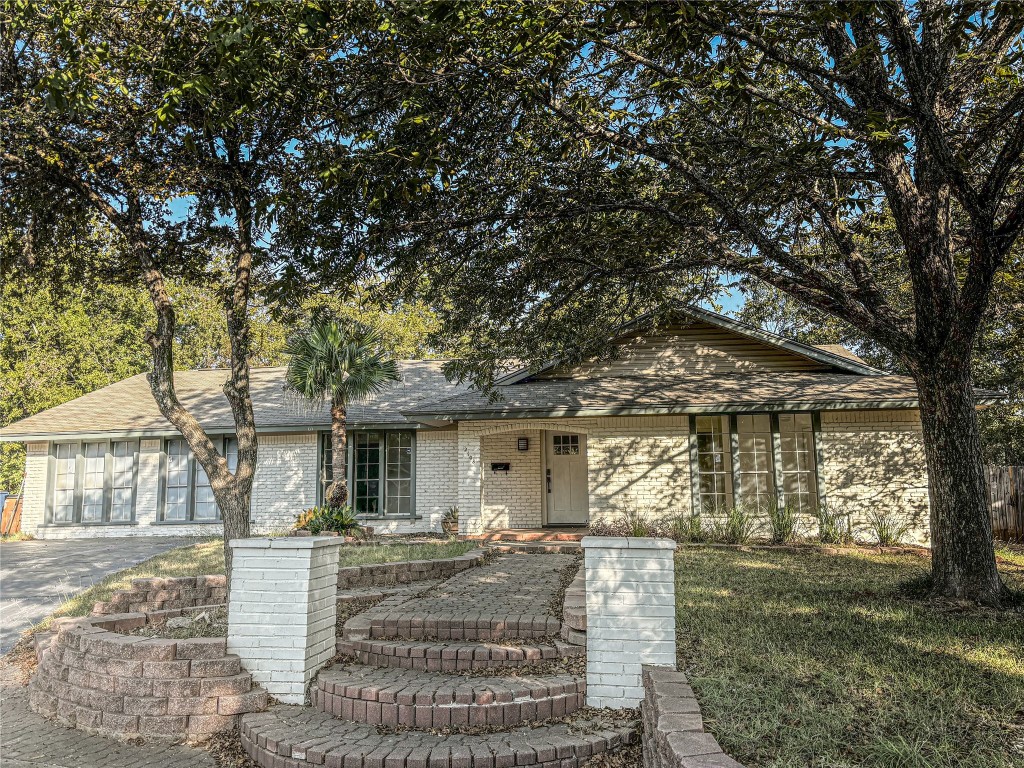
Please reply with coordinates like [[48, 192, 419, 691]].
[[545, 432, 589, 525]]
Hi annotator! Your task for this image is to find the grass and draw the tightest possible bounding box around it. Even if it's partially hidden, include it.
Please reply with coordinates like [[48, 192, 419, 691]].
[[1, 532, 34, 542], [31, 538, 476, 631], [674, 545, 1024, 768]]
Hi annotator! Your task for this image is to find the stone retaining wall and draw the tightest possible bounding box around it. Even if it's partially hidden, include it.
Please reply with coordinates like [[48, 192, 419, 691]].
[[29, 609, 266, 742], [641, 666, 746, 768], [336, 549, 488, 589], [560, 567, 586, 646], [91, 575, 227, 616]]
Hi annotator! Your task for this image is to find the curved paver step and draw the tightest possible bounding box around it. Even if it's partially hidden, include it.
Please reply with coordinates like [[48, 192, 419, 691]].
[[356, 611, 563, 642], [241, 704, 637, 768], [312, 665, 584, 730], [337, 637, 583, 672]]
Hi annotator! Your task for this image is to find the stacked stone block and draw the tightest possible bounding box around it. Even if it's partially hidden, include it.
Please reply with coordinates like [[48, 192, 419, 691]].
[[641, 666, 746, 768], [583, 536, 677, 708], [91, 575, 226, 616], [28, 613, 267, 741]]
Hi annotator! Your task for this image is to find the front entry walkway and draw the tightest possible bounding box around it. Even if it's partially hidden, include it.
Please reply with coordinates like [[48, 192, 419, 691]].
[[241, 554, 638, 767]]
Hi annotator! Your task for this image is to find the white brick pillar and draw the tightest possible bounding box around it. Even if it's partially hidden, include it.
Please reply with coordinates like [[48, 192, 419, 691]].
[[582, 536, 677, 708], [227, 537, 342, 704]]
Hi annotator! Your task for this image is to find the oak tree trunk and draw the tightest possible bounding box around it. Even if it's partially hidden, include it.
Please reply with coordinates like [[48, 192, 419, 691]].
[[913, 359, 1006, 606], [327, 401, 349, 507]]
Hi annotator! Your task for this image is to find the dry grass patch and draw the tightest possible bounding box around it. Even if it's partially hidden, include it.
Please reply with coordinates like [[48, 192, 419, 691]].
[[675, 545, 1024, 768]]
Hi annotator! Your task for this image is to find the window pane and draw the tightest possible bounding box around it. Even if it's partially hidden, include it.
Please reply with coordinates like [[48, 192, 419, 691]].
[[165, 439, 190, 521], [110, 441, 136, 521], [778, 414, 818, 514], [224, 438, 239, 473], [384, 432, 413, 517], [353, 433, 382, 514], [53, 443, 77, 523], [194, 461, 218, 521], [695, 416, 732, 513]]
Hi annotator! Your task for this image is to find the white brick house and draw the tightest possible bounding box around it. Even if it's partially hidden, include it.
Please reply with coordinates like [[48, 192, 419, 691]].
[[0, 306, 997, 542]]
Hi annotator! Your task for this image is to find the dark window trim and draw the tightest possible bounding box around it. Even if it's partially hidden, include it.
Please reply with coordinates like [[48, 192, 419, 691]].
[[689, 411, 821, 514], [46, 440, 140, 525], [338, 428, 417, 519], [158, 436, 234, 523]]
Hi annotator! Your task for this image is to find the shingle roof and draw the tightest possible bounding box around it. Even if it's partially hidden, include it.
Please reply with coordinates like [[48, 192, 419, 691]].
[[404, 373, 1001, 420], [0, 362, 469, 441]]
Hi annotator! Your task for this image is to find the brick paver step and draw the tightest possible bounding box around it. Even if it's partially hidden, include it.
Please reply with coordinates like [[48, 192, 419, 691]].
[[364, 611, 563, 641], [336, 582, 440, 606], [336, 637, 583, 672], [241, 704, 637, 768], [485, 542, 581, 554], [312, 665, 584, 730]]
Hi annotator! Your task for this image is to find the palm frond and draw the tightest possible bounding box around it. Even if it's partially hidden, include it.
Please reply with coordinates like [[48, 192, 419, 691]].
[[284, 314, 401, 407]]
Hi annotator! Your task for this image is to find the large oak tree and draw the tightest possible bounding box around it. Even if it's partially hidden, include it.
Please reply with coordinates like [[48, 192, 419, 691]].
[[1, 1, 361, 580], [340, 1, 1023, 605]]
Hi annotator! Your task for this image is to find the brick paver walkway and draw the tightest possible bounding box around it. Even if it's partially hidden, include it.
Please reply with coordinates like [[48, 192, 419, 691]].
[[239, 553, 639, 768], [0, 676, 215, 768]]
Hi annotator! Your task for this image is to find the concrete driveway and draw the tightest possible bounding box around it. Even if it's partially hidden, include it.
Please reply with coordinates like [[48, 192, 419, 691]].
[[0, 537, 206, 652]]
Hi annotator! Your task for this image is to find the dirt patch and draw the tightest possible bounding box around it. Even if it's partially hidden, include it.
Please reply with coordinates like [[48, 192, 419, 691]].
[[202, 730, 258, 768], [1, 635, 38, 685], [129, 607, 228, 639]]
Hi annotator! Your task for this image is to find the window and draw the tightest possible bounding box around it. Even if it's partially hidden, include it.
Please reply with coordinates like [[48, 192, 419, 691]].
[[385, 432, 413, 516], [161, 437, 237, 523], [346, 430, 416, 517], [695, 416, 732, 514], [49, 441, 139, 524], [778, 414, 818, 514], [552, 434, 580, 455], [736, 414, 775, 511], [690, 413, 821, 516], [53, 444, 77, 523]]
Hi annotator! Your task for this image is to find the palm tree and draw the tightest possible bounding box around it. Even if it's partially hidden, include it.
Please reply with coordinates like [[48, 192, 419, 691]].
[[284, 315, 400, 507]]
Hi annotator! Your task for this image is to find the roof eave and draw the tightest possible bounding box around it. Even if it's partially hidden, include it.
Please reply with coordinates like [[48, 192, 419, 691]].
[[403, 393, 1003, 422], [0, 419, 429, 443]]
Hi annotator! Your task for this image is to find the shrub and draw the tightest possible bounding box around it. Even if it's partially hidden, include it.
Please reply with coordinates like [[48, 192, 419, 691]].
[[294, 504, 358, 535], [709, 504, 760, 545], [667, 511, 706, 543], [765, 500, 800, 545], [863, 509, 913, 547], [815, 502, 854, 545], [589, 507, 664, 538]]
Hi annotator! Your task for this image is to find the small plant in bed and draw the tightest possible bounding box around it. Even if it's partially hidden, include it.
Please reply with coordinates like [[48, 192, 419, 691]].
[[293, 504, 364, 536]]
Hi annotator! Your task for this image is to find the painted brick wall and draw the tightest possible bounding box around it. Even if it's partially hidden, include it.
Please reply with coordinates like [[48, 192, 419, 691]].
[[21, 433, 318, 538], [20, 442, 48, 534], [249, 433, 319, 534], [819, 409, 931, 543], [479, 429, 543, 529], [587, 416, 692, 524], [457, 417, 693, 534]]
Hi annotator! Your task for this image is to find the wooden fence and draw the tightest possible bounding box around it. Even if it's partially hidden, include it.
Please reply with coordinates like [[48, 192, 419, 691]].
[[987, 465, 1024, 542]]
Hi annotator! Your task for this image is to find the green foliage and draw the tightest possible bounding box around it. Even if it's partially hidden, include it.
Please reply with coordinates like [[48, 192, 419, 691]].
[[666, 512, 706, 543], [816, 502, 855, 545], [765, 501, 801, 545], [443, 505, 459, 523], [709, 504, 761, 545], [863, 509, 914, 548], [284, 315, 401, 407], [293, 505, 358, 535]]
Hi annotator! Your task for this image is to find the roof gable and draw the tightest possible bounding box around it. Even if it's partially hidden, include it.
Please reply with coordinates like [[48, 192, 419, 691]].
[[496, 305, 882, 384]]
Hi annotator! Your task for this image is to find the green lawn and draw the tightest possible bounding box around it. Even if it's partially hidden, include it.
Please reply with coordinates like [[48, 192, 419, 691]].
[[675, 545, 1024, 768], [33, 538, 476, 630]]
